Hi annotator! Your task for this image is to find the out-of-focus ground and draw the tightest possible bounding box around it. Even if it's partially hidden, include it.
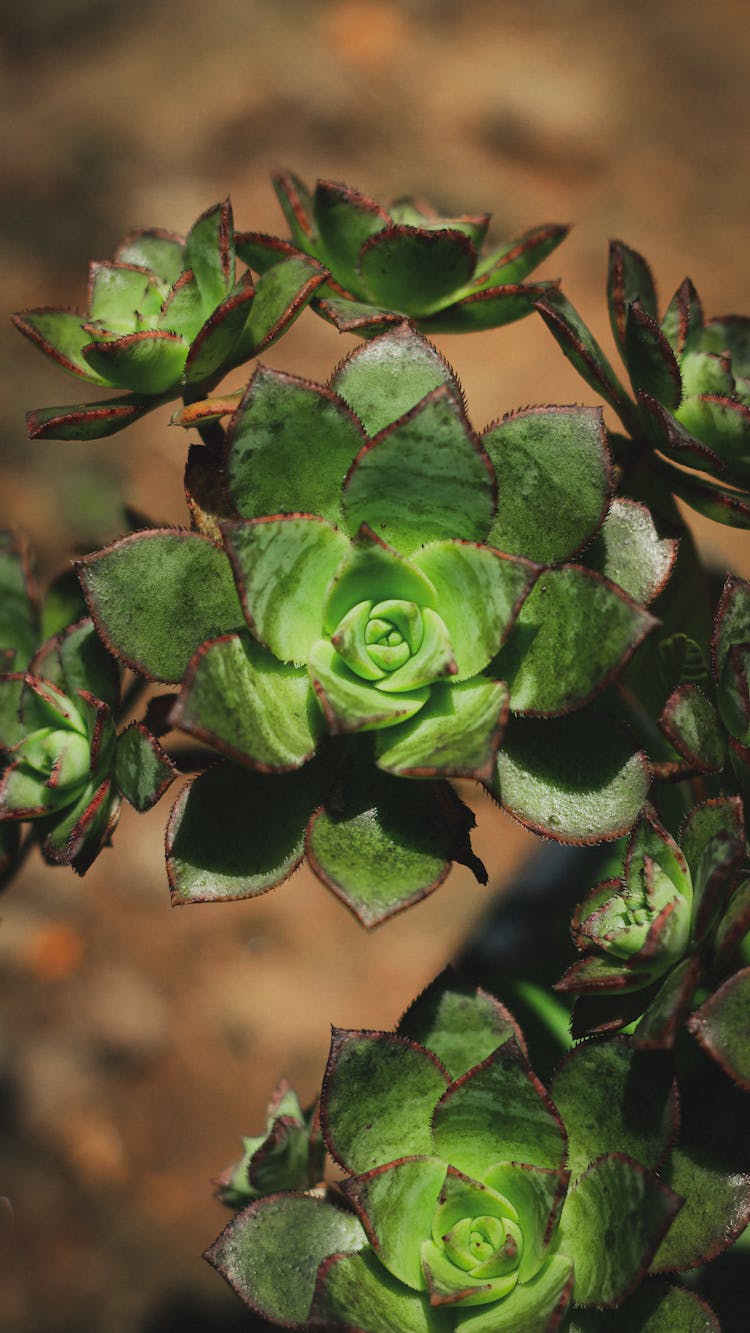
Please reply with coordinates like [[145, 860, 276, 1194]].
[[0, 2, 749, 1328]]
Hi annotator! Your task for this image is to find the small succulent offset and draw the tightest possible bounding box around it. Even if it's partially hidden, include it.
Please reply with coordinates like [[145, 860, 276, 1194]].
[[12, 198, 327, 442], [77, 326, 666, 922], [213, 1080, 324, 1209], [206, 972, 722, 1332], [236, 171, 568, 336], [537, 240, 750, 528]]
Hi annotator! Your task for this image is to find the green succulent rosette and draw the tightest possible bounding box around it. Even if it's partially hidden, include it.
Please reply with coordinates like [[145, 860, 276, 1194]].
[[536, 240, 750, 528], [205, 972, 692, 1332], [236, 172, 567, 336], [213, 1080, 324, 1209], [12, 198, 327, 441]]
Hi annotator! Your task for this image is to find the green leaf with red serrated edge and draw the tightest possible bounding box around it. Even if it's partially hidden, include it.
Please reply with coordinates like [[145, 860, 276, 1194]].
[[432, 1043, 566, 1180], [183, 199, 235, 313], [11, 309, 108, 384], [550, 1039, 677, 1184], [570, 1283, 720, 1332], [607, 240, 659, 358], [166, 760, 325, 904], [713, 877, 750, 975], [713, 574, 750, 678], [204, 1192, 366, 1327], [374, 678, 508, 781], [495, 711, 651, 844], [26, 394, 157, 441], [314, 294, 404, 336], [718, 641, 750, 742], [231, 254, 327, 361], [273, 171, 318, 250], [534, 290, 635, 425], [159, 270, 204, 341], [658, 684, 726, 772], [474, 223, 569, 288], [225, 365, 366, 524], [358, 227, 477, 318], [561, 1154, 681, 1307], [58, 619, 120, 708], [482, 405, 611, 564], [82, 330, 188, 394], [314, 1248, 451, 1333], [342, 388, 495, 555], [680, 797, 745, 938], [661, 278, 704, 357], [39, 778, 116, 873], [305, 768, 456, 926], [321, 1029, 449, 1173], [182, 280, 255, 384], [114, 723, 176, 812], [584, 499, 678, 606], [631, 956, 701, 1051], [676, 396, 750, 475], [624, 301, 683, 411], [687, 968, 750, 1091], [115, 229, 184, 289], [235, 231, 303, 274], [314, 179, 389, 296], [308, 638, 429, 733], [173, 634, 321, 772], [0, 760, 63, 817], [664, 464, 750, 529], [77, 530, 245, 684], [397, 971, 525, 1080], [87, 261, 161, 330], [422, 283, 553, 336], [638, 393, 725, 474], [342, 1156, 446, 1290], [330, 323, 461, 437], [0, 533, 38, 669], [492, 566, 655, 716]]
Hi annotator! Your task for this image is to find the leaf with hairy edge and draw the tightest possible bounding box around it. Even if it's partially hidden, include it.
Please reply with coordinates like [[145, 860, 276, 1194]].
[[205, 1192, 366, 1327], [273, 171, 318, 249], [607, 240, 659, 356], [174, 634, 321, 771], [624, 301, 683, 410], [493, 566, 656, 715], [226, 366, 366, 524], [342, 388, 495, 555], [638, 393, 726, 474], [473, 223, 569, 288], [305, 769, 456, 926], [561, 1154, 681, 1307], [58, 619, 120, 708], [11, 309, 108, 383], [483, 406, 611, 564], [26, 395, 158, 441], [397, 971, 526, 1078], [713, 877, 750, 975], [584, 499, 678, 605], [77, 530, 245, 683], [0, 533, 38, 668], [183, 199, 234, 313], [495, 712, 651, 843], [713, 574, 750, 679], [550, 1039, 677, 1184], [331, 323, 461, 437], [681, 797, 745, 939], [422, 282, 554, 336], [222, 516, 349, 665], [314, 294, 404, 336], [167, 760, 325, 903], [314, 179, 389, 297], [661, 278, 704, 357], [114, 723, 176, 812], [342, 1156, 446, 1290], [87, 261, 161, 329], [115, 228, 184, 289], [535, 291, 635, 426], [631, 956, 701, 1051], [677, 396, 750, 474], [718, 641, 750, 742], [687, 969, 750, 1091], [82, 329, 189, 394], [665, 465, 750, 529], [432, 1043, 566, 1180], [455, 1252, 573, 1333], [658, 685, 726, 772], [375, 678, 508, 780], [235, 231, 304, 274], [39, 778, 117, 873], [314, 1248, 452, 1333], [232, 254, 327, 361], [569, 1282, 720, 1331], [321, 1030, 449, 1173], [358, 226, 477, 317], [182, 280, 255, 384]]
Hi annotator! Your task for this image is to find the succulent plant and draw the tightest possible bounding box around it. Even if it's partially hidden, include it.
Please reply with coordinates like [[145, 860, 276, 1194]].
[[213, 1080, 324, 1209], [205, 971, 725, 1332], [536, 240, 750, 528], [75, 326, 667, 922], [12, 199, 327, 442], [236, 172, 567, 337]]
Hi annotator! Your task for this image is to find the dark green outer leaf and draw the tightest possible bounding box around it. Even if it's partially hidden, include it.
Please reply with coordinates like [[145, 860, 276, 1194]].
[[661, 278, 704, 357], [624, 301, 683, 410], [11, 308, 107, 383], [232, 254, 327, 361], [183, 198, 235, 312], [534, 291, 636, 427], [397, 969, 527, 1078], [607, 240, 659, 356], [357, 225, 477, 318], [713, 876, 750, 975], [26, 395, 157, 441], [77, 529, 246, 684], [182, 278, 255, 384], [569, 1281, 720, 1331], [631, 956, 701, 1051], [583, 498, 678, 606], [313, 294, 404, 337], [712, 574, 750, 679], [638, 393, 726, 474], [313, 1248, 451, 1333], [422, 281, 551, 335], [663, 463, 750, 529], [658, 684, 726, 772], [687, 968, 750, 1091], [330, 322, 461, 437], [114, 723, 177, 812], [314, 179, 389, 297], [273, 170, 318, 249]]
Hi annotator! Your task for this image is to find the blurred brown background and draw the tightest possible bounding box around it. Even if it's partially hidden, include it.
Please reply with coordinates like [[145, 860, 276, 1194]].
[[1, 1, 749, 1328]]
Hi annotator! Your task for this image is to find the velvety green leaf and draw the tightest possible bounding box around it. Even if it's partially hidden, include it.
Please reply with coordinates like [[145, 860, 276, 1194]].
[[550, 1039, 677, 1184], [87, 261, 160, 330], [183, 199, 234, 312], [0, 533, 38, 668], [58, 619, 120, 709], [561, 1154, 681, 1306], [495, 712, 651, 843], [432, 1042, 566, 1180], [159, 270, 205, 341], [680, 796, 745, 938], [569, 1283, 720, 1332], [625, 301, 683, 410], [454, 1251, 573, 1333], [584, 498, 678, 605], [26, 394, 157, 441], [314, 294, 404, 336], [232, 254, 327, 361], [375, 678, 508, 780], [358, 226, 477, 317], [331, 323, 461, 437], [314, 1248, 451, 1333], [308, 638, 429, 733], [676, 395, 750, 474], [482, 405, 611, 564], [687, 968, 750, 1091], [493, 567, 655, 715], [222, 516, 349, 665], [226, 365, 365, 524], [534, 291, 635, 425], [77, 530, 245, 683], [343, 1156, 446, 1290], [204, 1192, 366, 1327], [82, 330, 188, 394], [718, 640, 750, 742], [413, 541, 537, 679], [342, 388, 495, 555], [637, 393, 725, 474], [661, 278, 704, 357], [397, 971, 525, 1079], [167, 760, 325, 903], [174, 634, 321, 771], [12, 308, 107, 383], [114, 723, 176, 811], [235, 231, 304, 274], [659, 684, 726, 772], [39, 777, 117, 873], [321, 1029, 448, 1173], [314, 179, 389, 296], [306, 767, 456, 926], [608, 240, 659, 356], [114, 228, 184, 289], [713, 574, 750, 682], [474, 223, 569, 287], [182, 280, 255, 384], [273, 170, 318, 251], [664, 465, 750, 529], [423, 283, 552, 335]]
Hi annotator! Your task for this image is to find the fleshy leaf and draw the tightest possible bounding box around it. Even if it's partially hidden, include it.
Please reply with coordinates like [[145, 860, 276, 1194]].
[[423, 282, 552, 336], [226, 365, 365, 524], [342, 387, 495, 554], [183, 199, 234, 313], [39, 777, 117, 874], [26, 395, 157, 441], [658, 684, 726, 772], [115, 228, 184, 288], [204, 1192, 366, 1327], [182, 280, 255, 384], [232, 254, 327, 360], [687, 968, 750, 1091], [482, 406, 611, 564], [624, 301, 683, 410], [358, 226, 477, 317], [664, 465, 750, 529], [397, 970, 525, 1079], [375, 678, 508, 780], [77, 530, 245, 683], [534, 291, 635, 425], [331, 323, 461, 437], [475, 222, 569, 286], [607, 240, 659, 356], [11, 308, 107, 383], [482, 1162, 568, 1283], [323, 527, 438, 631], [495, 712, 651, 843], [308, 638, 429, 733], [676, 396, 750, 474], [114, 723, 176, 812], [631, 956, 701, 1051], [87, 260, 160, 329], [342, 1155, 446, 1290], [569, 1283, 720, 1331], [713, 574, 750, 680], [637, 393, 726, 473], [584, 498, 678, 605], [81, 329, 188, 394], [174, 634, 321, 771], [661, 278, 704, 357], [314, 294, 403, 336], [561, 1154, 681, 1306], [454, 1251, 573, 1333], [314, 179, 389, 296], [273, 171, 318, 249], [57, 618, 120, 708], [321, 1029, 448, 1173], [314, 1248, 451, 1333]]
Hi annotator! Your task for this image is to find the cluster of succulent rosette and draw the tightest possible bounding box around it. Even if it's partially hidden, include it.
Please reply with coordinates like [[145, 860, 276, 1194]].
[[6, 174, 750, 1329]]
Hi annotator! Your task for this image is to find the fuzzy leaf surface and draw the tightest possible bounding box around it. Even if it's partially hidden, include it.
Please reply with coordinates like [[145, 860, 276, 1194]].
[[314, 1248, 451, 1333], [114, 724, 176, 811], [687, 968, 750, 1091], [397, 972, 524, 1080], [331, 324, 460, 436], [358, 226, 477, 317], [374, 678, 508, 780], [584, 499, 678, 605]]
